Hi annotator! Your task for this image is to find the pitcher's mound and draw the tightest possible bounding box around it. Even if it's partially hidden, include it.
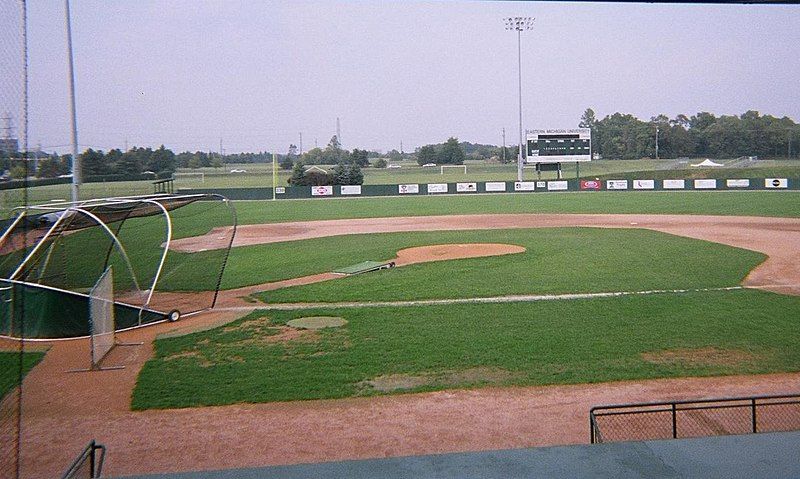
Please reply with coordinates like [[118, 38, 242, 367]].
[[394, 243, 525, 266], [287, 316, 348, 330]]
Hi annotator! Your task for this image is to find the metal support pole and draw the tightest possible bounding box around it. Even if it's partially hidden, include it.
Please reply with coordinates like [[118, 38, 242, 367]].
[[272, 153, 277, 200], [752, 399, 757, 433], [517, 29, 524, 182], [672, 403, 677, 438], [65, 0, 80, 202]]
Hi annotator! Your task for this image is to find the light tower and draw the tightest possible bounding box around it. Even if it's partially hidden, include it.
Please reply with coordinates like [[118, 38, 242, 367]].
[[504, 16, 535, 182]]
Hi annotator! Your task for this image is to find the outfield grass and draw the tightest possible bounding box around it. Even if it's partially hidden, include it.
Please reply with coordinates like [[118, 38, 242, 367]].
[[239, 228, 764, 301], [131, 289, 800, 409], [0, 351, 45, 400], [230, 191, 800, 225]]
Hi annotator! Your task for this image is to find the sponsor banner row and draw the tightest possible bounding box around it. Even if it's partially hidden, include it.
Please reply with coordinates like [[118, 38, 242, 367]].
[[302, 178, 790, 196]]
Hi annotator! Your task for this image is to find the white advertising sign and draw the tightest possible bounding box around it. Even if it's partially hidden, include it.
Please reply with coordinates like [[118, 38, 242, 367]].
[[726, 179, 750, 188], [311, 185, 333, 196], [632, 180, 655, 190], [663, 179, 685, 189], [765, 178, 788, 189], [694, 179, 717, 189], [398, 184, 420, 194], [426, 183, 448, 194], [514, 181, 536, 191], [485, 182, 507, 192], [606, 180, 629, 190], [339, 185, 362, 195], [547, 181, 569, 191], [536, 181, 547, 189], [456, 182, 478, 193], [275, 187, 286, 194]]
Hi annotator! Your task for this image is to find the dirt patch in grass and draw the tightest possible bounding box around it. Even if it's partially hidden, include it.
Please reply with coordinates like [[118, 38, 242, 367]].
[[163, 350, 212, 368], [360, 367, 522, 393], [641, 347, 762, 368], [241, 326, 320, 345]]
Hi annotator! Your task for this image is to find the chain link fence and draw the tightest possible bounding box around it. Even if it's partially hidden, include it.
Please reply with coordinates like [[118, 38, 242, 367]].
[[591, 394, 800, 444]]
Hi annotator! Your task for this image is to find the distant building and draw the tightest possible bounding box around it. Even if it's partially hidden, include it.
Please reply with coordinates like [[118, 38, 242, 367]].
[[0, 138, 19, 153]]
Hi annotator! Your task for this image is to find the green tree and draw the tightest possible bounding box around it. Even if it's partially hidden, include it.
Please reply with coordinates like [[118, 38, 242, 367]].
[[147, 145, 176, 175], [350, 148, 369, 167], [373, 158, 387, 168], [80, 148, 109, 177], [437, 137, 465, 164], [416, 145, 437, 165]]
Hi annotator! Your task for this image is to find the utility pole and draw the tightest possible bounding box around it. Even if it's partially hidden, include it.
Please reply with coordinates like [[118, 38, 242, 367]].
[[299, 132, 303, 155], [502, 127, 507, 163], [336, 117, 341, 147], [400, 140, 403, 154], [504, 17, 534, 182]]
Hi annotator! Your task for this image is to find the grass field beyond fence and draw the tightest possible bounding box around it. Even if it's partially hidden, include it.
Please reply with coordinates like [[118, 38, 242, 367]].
[[0, 351, 45, 400], [132, 289, 800, 409]]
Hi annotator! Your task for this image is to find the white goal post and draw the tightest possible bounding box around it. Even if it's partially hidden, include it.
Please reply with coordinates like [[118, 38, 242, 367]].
[[440, 165, 467, 175]]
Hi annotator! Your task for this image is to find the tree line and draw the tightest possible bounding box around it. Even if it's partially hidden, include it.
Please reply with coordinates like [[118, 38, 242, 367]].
[[580, 109, 800, 160]]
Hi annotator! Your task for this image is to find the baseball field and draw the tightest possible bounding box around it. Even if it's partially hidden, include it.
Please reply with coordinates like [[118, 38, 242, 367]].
[[10, 189, 800, 477]]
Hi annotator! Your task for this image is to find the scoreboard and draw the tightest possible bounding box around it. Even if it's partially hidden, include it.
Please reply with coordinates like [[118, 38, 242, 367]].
[[526, 128, 592, 163]]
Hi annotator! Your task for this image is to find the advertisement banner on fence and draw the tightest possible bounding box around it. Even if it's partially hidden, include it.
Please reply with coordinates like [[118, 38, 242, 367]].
[[547, 181, 569, 191], [694, 179, 717, 189], [426, 183, 448, 194], [580, 180, 601, 190], [536, 181, 547, 189], [339, 185, 362, 195], [514, 181, 536, 191], [606, 180, 628, 190], [275, 187, 286, 194], [311, 185, 333, 196], [457, 182, 478, 192], [663, 179, 685, 189], [726, 179, 750, 188], [398, 184, 420, 194], [485, 182, 507, 192], [633, 180, 655, 190], [765, 178, 788, 189]]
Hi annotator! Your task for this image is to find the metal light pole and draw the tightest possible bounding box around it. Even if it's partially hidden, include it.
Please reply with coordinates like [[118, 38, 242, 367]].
[[65, 0, 80, 202], [504, 16, 534, 182], [655, 125, 659, 160]]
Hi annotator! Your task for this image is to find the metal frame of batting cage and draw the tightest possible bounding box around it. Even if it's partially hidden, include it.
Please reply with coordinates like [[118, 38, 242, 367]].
[[60, 440, 105, 479], [590, 393, 800, 444]]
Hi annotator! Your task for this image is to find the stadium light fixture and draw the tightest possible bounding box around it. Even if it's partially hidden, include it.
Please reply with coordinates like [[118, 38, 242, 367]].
[[504, 16, 535, 182]]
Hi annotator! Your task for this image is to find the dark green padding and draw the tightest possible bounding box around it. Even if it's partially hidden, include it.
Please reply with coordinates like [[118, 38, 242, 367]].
[[0, 281, 165, 339]]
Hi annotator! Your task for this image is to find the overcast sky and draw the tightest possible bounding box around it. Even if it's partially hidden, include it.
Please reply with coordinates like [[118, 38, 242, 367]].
[[16, 1, 800, 154]]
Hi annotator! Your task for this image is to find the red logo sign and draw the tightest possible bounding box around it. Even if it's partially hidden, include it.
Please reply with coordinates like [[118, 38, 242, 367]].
[[580, 180, 601, 190]]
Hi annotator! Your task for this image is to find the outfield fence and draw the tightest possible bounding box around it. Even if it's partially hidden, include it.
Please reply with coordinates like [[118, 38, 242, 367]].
[[178, 177, 799, 200], [590, 393, 800, 444]]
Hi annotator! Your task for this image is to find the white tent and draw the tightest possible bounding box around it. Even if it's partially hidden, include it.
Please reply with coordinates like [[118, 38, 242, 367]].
[[691, 159, 723, 167]]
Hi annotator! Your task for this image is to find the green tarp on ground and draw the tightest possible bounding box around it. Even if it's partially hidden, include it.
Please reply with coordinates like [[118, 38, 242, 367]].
[[333, 261, 390, 275]]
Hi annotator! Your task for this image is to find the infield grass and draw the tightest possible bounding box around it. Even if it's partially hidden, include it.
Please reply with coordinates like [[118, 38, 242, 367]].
[[249, 228, 763, 302], [132, 289, 800, 409]]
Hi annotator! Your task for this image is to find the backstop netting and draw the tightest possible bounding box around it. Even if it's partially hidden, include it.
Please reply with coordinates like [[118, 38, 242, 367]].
[[89, 268, 114, 368], [0, 0, 26, 477], [0, 194, 237, 339]]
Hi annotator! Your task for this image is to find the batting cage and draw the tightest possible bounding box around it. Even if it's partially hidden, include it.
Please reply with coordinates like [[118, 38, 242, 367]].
[[0, 193, 236, 339]]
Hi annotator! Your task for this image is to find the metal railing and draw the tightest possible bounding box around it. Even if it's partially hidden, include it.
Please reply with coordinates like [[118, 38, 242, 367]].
[[590, 393, 800, 444], [61, 440, 105, 479]]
